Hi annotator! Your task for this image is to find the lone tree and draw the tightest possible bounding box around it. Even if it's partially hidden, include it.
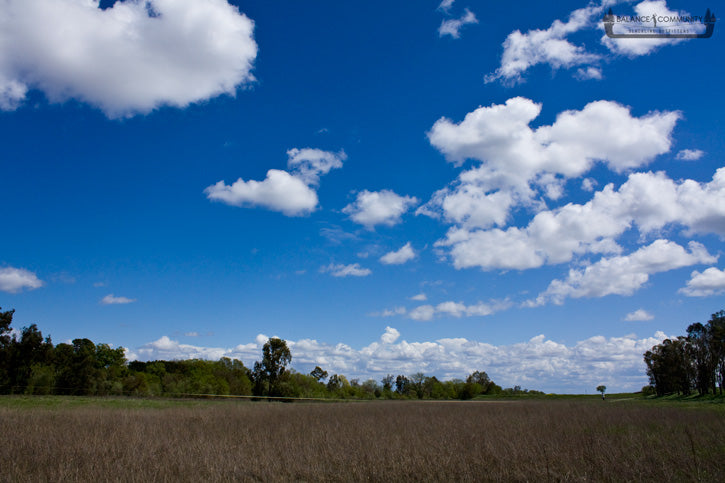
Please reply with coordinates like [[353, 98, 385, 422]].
[[596, 385, 607, 399], [310, 366, 328, 382], [253, 337, 291, 396]]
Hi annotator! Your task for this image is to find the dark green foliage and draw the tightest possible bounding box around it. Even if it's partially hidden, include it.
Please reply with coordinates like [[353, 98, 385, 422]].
[[645, 309, 725, 396]]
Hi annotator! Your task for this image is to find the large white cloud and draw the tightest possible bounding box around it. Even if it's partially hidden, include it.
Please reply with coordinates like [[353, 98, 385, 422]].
[[0, 266, 44, 293], [437, 168, 725, 271], [343, 189, 418, 229], [131, 327, 671, 393], [205, 148, 345, 216], [679, 267, 725, 297], [529, 240, 716, 306], [423, 98, 679, 231], [0, 0, 257, 117]]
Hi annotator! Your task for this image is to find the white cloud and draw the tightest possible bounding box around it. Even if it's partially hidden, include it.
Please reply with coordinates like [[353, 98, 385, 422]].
[[100, 294, 136, 305], [0, 266, 44, 293], [320, 263, 372, 278], [205, 148, 344, 216], [410, 293, 428, 301], [574, 66, 603, 80], [485, 4, 602, 84], [343, 190, 418, 229], [0, 0, 257, 117], [409, 299, 511, 320], [423, 98, 679, 231], [437, 0, 455, 13], [438, 8, 478, 39], [409, 305, 435, 321], [132, 327, 672, 393], [601, 1, 698, 57], [624, 309, 654, 321], [437, 168, 725, 271], [529, 240, 716, 306], [380, 242, 417, 265], [679, 267, 725, 297], [286, 148, 346, 185], [380, 326, 401, 344], [205, 170, 318, 216], [377, 306, 407, 317], [676, 149, 704, 161]]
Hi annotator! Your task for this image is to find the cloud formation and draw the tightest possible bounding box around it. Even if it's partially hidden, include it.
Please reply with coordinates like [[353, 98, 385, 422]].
[[380, 242, 416, 265], [624, 309, 654, 321], [438, 8, 478, 39], [676, 149, 705, 161], [320, 263, 372, 278], [0, 0, 257, 117], [679, 267, 725, 297], [205, 148, 345, 216], [343, 190, 418, 229], [529, 240, 716, 306], [101, 294, 136, 305], [131, 327, 671, 393], [0, 266, 44, 293]]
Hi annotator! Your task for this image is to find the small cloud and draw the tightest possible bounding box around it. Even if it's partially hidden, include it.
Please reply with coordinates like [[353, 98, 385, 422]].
[[100, 294, 136, 305], [581, 177, 598, 192], [679, 267, 725, 297], [437, 0, 455, 13], [574, 66, 602, 80], [0, 266, 44, 293], [380, 242, 417, 265], [410, 293, 427, 301], [184, 332, 200, 337], [377, 307, 406, 317], [93, 281, 107, 287], [409, 305, 436, 321], [380, 326, 401, 344], [676, 149, 704, 161], [623, 309, 654, 321], [438, 8, 478, 39], [320, 263, 372, 278], [343, 189, 418, 229]]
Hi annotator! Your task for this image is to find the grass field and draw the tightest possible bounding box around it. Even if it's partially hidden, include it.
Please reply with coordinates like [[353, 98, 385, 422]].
[[1, 396, 724, 481]]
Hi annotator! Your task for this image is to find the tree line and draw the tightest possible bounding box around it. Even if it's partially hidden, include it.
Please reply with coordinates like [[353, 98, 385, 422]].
[[644, 309, 725, 396], [1, 307, 541, 399]]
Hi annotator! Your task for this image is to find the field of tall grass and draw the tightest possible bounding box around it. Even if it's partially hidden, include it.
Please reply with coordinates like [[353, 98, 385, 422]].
[[1, 397, 723, 481]]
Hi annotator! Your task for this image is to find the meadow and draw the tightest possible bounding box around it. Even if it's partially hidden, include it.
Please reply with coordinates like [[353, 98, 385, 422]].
[[1, 397, 724, 482]]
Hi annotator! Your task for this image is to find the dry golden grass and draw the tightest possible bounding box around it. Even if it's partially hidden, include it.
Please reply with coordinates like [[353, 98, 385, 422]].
[[1, 399, 724, 481]]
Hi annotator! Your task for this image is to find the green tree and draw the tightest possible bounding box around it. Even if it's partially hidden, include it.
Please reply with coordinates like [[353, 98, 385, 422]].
[[310, 366, 328, 382], [253, 337, 291, 396], [596, 385, 607, 399]]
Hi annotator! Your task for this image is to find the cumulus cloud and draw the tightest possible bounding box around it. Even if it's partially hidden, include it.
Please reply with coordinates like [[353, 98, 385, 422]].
[[679, 267, 725, 297], [528, 240, 716, 306], [437, 168, 725, 271], [0, 266, 44, 293], [343, 190, 418, 229], [676, 149, 704, 161], [0, 0, 257, 117], [380, 242, 417, 265], [409, 305, 436, 321], [410, 293, 427, 301], [320, 263, 372, 278], [624, 309, 654, 321], [100, 294, 136, 305], [601, 1, 699, 57], [205, 148, 344, 216], [485, 4, 602, 84], [380, 326, 401, 344], [423, 98, 679, 231], [438, 8, 478, 39], [132, 327, 672, 393]]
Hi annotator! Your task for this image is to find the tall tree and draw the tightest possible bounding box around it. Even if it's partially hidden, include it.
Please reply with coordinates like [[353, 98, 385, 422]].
[[254, 337, 291, 396]]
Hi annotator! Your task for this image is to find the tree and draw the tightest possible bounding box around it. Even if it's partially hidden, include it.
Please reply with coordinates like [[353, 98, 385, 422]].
[[310, 366, 328, 382], [253, 337, 291, 396], [596, 385, 607, 399]]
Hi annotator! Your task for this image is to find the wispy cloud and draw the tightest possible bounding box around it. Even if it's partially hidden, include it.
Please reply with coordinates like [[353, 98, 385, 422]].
[[101, 294, 137, 305]]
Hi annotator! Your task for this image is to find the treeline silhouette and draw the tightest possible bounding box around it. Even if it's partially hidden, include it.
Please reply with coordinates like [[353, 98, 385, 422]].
[[1, 307, 540, 399], [644, 309, 725, 396]]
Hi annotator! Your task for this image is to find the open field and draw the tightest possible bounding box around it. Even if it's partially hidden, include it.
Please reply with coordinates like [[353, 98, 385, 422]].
[[1, 397, 724, 481]]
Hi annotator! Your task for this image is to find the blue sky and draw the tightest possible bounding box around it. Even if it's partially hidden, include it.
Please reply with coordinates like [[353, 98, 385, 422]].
[[1, 0, 723, 393]]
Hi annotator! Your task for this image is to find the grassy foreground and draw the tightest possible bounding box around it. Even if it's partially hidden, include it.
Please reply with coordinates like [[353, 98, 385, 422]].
[[1, 397, 724, 481]]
